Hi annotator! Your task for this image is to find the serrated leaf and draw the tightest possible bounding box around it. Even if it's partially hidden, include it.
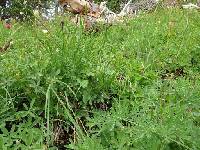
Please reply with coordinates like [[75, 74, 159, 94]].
[[1, 126, 8, 135], [78, 79, 88, 88], [26, 130, 33, 146]]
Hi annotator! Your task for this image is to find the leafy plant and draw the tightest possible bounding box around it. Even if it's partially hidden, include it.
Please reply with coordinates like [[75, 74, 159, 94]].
[[0, 8, 200, 149]]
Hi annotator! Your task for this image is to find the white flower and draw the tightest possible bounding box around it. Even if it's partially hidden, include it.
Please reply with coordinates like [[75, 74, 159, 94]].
[[20, 12, 24, 15], [42, 29, 48, 34], [56, 48, 60, 52], [23, 1, 27, 5], [33, 10, 40, 17]]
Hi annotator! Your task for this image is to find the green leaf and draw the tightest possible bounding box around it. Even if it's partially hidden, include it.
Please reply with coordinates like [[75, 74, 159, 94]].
[[82, 90, 92, 103], [0, 137, 5, 150], [77, 79, 89, 88], [26, 130, 33, 146], [1, 126, 8, 135]]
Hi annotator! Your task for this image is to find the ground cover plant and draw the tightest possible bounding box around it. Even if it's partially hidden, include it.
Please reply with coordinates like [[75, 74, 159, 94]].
[[0, 8, 200, 149]]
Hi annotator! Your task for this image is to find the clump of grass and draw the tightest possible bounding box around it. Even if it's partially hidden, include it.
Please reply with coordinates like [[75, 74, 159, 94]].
[[0, 8, 200, 149]]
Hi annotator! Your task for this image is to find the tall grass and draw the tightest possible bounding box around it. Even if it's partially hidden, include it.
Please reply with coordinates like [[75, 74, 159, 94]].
[[0, 8, 200, 149]]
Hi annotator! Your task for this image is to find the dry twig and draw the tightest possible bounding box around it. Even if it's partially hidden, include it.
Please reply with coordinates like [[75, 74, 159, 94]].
[[0, 39, 13, 53]]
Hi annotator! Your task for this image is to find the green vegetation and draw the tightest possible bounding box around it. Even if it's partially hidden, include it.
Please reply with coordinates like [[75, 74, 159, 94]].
[[0, 9, 200, 149], [0, 0, 53, 21]]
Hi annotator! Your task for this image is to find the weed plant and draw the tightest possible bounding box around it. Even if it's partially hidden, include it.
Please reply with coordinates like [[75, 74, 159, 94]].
[[0, 9, 200, 149]]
